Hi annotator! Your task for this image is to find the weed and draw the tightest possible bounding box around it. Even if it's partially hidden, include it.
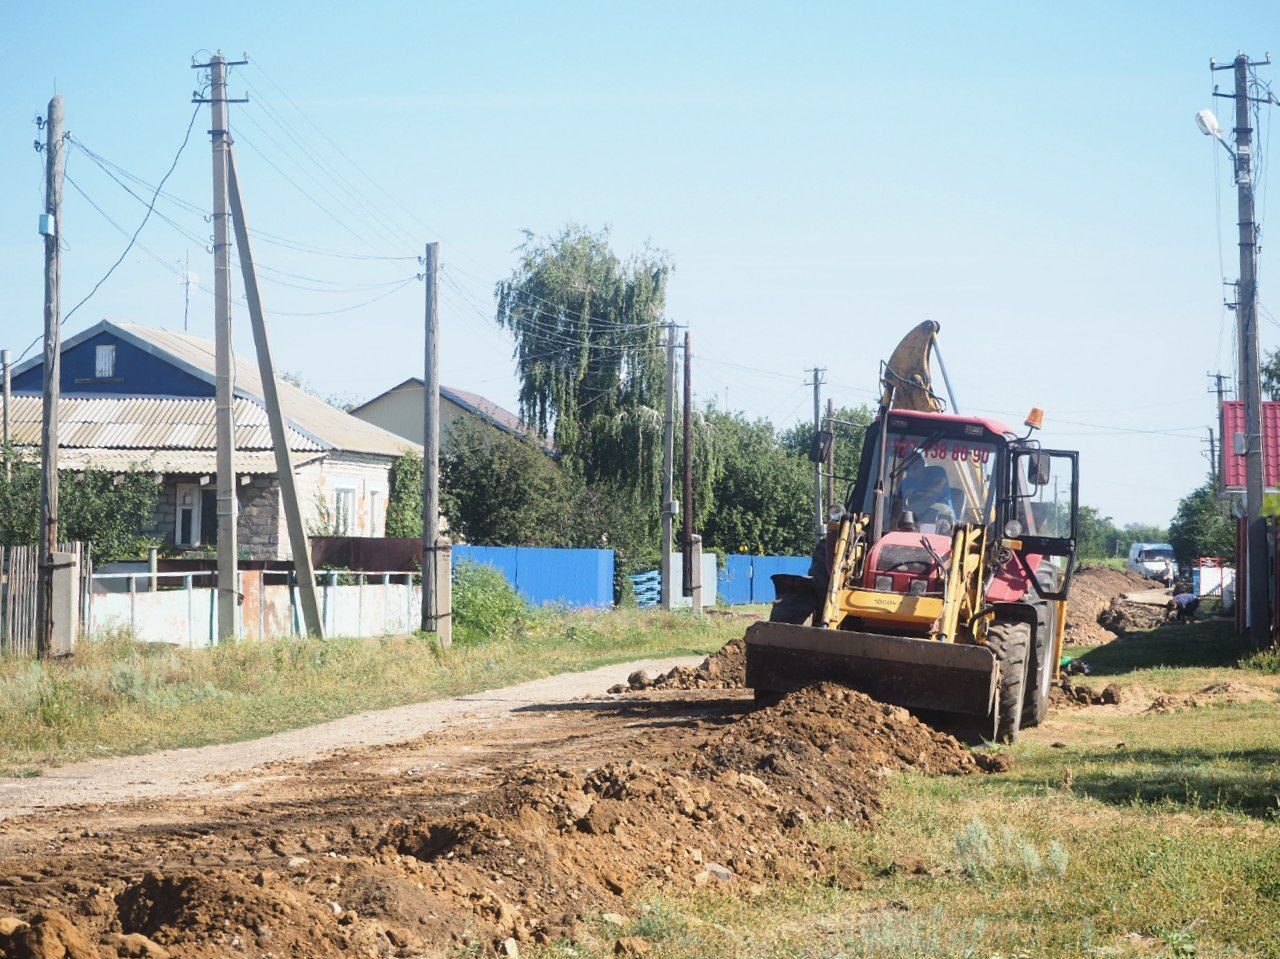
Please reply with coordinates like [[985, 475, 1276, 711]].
[[1241, 646, 1280, 674], [1045, 840, 1070, 878], [452, 561, 530, 644], [951, 818, 994, 878], [626, 900, 689, 943], [847, 906, 988, 958]]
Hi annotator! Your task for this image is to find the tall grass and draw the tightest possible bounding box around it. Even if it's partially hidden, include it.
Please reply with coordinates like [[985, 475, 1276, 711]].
[[0, 577, 741, 775]]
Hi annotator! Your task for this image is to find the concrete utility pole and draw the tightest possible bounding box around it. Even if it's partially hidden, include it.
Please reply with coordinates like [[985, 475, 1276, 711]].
[[807, 367, 826, 540], [2, 348, 11, 481], [36, 96, 65, 660], [1206, 427, 1219, 480], [681, 331, 694, 598], [420, 242, 447, 644], [226, 149, 324, 638], [1221, 52, 1271, 646], [195, 54, 247, 642], [660, 322, 677, 610], [824, 397, 835, 514], [1208, 370, 1230, 483]]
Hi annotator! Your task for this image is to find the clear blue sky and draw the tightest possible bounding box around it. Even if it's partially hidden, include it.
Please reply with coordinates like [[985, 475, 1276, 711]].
[[1, 1, 1276, 528]]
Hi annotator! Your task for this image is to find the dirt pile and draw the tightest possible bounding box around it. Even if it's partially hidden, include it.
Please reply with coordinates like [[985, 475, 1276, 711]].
[[0, 685, 988, 958], [1050, 680, 1273, 714], [610, 638, 745, 692], [1065, 565, 1154, 645], [379, 684, 980, 946], [1051, 679, 1124, 707], [1097, 597, 1168, 635]]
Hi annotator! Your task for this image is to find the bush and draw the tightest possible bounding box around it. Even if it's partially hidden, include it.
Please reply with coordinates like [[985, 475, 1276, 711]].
[[451, 561, 529, 644]]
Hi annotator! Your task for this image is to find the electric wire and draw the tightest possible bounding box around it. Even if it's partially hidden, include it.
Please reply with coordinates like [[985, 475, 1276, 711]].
[[15, 105, 202, 363]]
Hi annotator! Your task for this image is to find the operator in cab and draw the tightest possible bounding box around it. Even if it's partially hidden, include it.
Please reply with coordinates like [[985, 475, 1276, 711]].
[[895, 465, 956, 535]]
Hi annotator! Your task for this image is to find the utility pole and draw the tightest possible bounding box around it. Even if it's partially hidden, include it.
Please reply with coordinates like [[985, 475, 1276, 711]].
[[824, 397, 835, 514], [1205, 427, 1219, 480], [660, 322, 677, 610], [681, 331, 694, 598], [35, 96, 64, 660], [807, 367, 826, 539], [2, 348, 11, 482], [1215, 52, 1272, 646], [1208, 371, 1230, 484], [226, 149, 324, 638], [195, 53, 247, 642], [420, 242, 446, 643]]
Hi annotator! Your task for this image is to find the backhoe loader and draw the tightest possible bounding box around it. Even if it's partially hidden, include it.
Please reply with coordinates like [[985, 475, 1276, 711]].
[[745, 321, 1079, 740]]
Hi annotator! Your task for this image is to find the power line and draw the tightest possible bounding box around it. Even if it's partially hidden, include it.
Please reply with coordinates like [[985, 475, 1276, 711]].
[[16, 105, 202, 363]]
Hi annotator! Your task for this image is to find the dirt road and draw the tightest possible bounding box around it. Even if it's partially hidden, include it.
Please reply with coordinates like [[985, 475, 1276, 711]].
[[0, 654, 704, 822], [0, 650, 983, 958]]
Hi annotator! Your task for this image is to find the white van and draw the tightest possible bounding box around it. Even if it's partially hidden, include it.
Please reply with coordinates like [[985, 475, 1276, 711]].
[[1127, 542, 1178, 585]]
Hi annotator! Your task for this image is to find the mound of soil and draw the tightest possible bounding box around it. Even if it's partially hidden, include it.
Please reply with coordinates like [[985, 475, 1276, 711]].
[[1097, 597, 1168, 635], [0, 685, 989, 958], [379, 684, 981, 945], [1065, 565, 1154, 645], [611, 638, 746, 692]]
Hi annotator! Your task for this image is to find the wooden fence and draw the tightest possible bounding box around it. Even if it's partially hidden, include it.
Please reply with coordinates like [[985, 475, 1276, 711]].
[[1, 542, 88, 656]]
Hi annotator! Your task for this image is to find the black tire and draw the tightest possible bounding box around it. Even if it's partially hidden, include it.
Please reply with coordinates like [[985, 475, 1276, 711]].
[[986, 619, 1032, 742], [1021, 610, 1052, 729]]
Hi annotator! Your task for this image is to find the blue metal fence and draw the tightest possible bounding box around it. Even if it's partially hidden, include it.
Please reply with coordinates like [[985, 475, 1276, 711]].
[[715, 554, 811, 604], [452, 545, 615, 608]]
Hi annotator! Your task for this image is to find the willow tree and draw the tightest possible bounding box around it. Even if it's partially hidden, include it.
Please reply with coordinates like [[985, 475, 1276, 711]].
[[495, 225, 718, 550]]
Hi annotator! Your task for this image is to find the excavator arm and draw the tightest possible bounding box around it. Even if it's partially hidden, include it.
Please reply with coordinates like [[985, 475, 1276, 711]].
[[881, 320, 945, 413]]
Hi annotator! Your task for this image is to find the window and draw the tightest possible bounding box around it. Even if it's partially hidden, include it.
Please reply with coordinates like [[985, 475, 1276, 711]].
[[334, 488, 355, 535], [94, 344, 116, 378], [175, 484, 201, 547], [367, 488, 382, 536]]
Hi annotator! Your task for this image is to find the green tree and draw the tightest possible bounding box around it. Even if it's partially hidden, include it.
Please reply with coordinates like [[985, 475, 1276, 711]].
[[441, 420, 575, 546], [780, 404, 875, 504], [496, 225, 700, 494], [0, 452, 159, 561], [1169, 481, 1235, 564], [702, 408, 812, 555], [1075, 505, 1121, 561], [384, 451, 424, 538]]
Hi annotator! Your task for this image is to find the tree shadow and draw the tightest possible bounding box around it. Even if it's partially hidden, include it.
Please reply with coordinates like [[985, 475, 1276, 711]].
[[1003, 746, 1280, 820], [1076, 621, 1256, 676]]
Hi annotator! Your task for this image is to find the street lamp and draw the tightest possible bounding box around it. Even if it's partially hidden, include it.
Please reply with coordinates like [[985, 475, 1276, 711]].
[[1196, 109, 1236, 158]]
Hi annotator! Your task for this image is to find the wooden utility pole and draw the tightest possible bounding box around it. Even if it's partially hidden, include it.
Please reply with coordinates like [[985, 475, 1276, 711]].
[[195, 54, 247, 642], [681, 331, 694, 597], [2, 348, 11, 481], [808, 367, 826, 540], [36, 95, 65, 660], [1219, 52, 1271, 646], [226, 149, 324, 638], [660, 322, 677, 610], [420, 242, 447, 643]]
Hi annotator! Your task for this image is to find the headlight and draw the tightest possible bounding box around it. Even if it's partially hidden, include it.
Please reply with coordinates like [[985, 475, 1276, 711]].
[[909, 578, 927, 595], [875, 575, 893, 591], [828, 504, 847, 523], [1004, 520, 1022, 538]]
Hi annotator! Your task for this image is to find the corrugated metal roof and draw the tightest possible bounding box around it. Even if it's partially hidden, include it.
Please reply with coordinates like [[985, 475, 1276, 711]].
[[6, 395, 322, 452], [46, 448, 325, 475], [113, 323, 415, 457], [1221, 400, 1280, 488]]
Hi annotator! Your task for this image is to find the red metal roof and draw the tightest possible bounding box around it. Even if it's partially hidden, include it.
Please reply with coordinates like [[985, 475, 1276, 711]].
[[1221, 400, 1280, 487], [885, 408, 1015, 437]]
